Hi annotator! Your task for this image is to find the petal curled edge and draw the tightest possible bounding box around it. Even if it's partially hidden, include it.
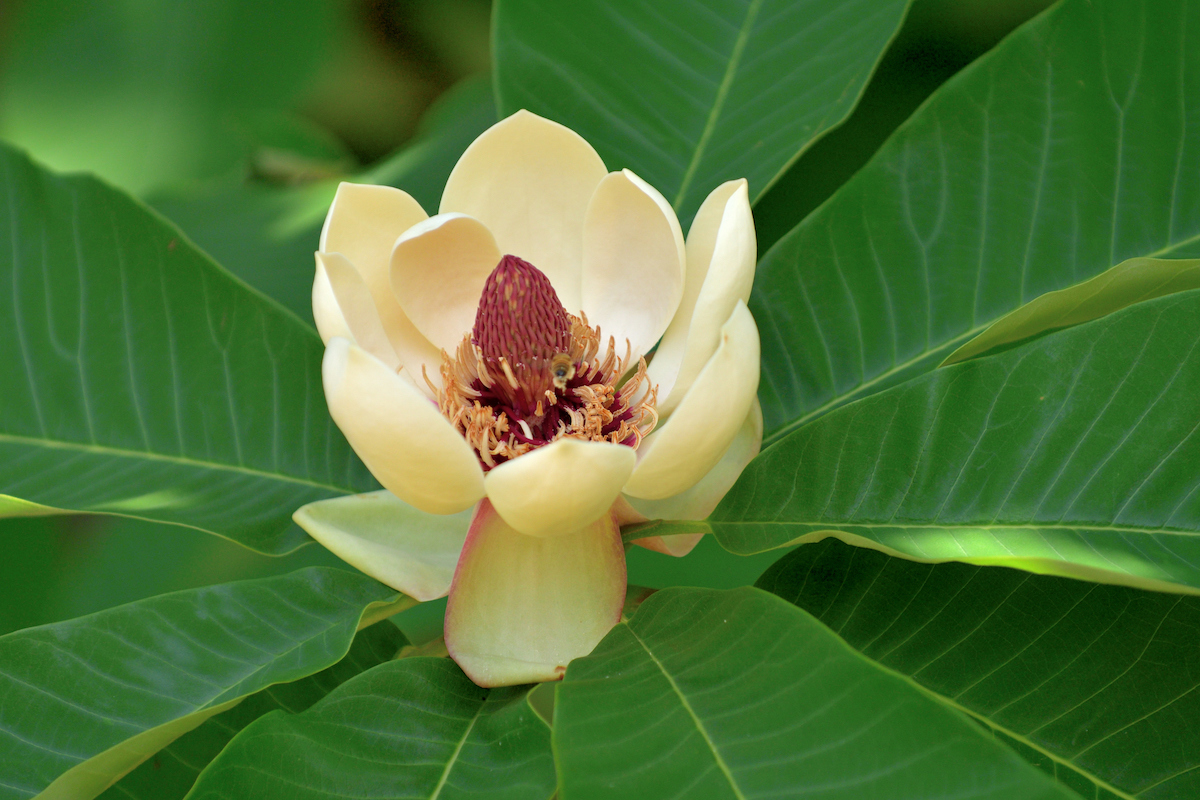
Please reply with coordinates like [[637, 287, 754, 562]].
[[623, 301, 760, 500], [484, 438, 635, 538], [650, 180, 755, 417], [323, 338, 485, 514], [445, 499, 625, 687], [319, 182, 442, 389], [581, 169, 686, 363], [626, 397, 763, 524], [294, 491, 472, 601], [390, 213, 501, 353], [315, 253, 399, 369], [439, 110, 608, 314]]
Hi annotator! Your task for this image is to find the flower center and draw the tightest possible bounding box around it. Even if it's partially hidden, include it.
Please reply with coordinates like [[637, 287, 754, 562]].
[[434, 255, 657, 469]]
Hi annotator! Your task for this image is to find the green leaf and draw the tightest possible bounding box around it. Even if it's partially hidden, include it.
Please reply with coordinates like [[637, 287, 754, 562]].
[[0, 568, 408, 800], [493, 0, 910, 223], [760, 539, 1200, 800], [185, 658, 556, 800], [942, 257, 1200, 366], [714, 289, 1200, 593], [754, 0, 1200, 440], [101, 621, 407, 800], [555, 587, 1075, 799], [0, 143, 377, 554]]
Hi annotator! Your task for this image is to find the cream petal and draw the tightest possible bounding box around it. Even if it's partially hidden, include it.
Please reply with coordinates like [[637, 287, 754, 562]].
[[484, 438, 635, 538], [444, 499, 625, 687], [439, 110, 608, 313], [650, 180, 755, 418], [315, 252, 399, 369], [625, 397, 762, 521], [323, 338, 485, 515], [623, 301, 759, 500], [390, 213, 501, 352], [313, 255, 352, 345], [581, 169, 685, 362], [630, 532, 706, 558], [319, 182, 442, 389], [293, 491, 472, 602]]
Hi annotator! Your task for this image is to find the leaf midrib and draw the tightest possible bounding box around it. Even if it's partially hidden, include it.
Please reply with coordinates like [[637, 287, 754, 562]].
[[0, 432, 359, 495], [711, 520, 1200, 537]]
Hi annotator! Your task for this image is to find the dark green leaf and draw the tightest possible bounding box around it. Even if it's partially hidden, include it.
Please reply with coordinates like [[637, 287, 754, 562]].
[[0, 143, 377, 553], [186, 658, 556, 800], [555, 586, 1075, 800], [755, 0, 1200, 439], [101, 620, 407, 800], [493, 0, 909, 224], [760, 539, 1200, 799], [0, 568, 407, 800], [715, 289, 1200, 592]]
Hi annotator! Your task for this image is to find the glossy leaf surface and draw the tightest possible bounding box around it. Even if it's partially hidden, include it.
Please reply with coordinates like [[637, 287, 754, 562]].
[[0, 568, 404, 800], [715, 290, 1200, 593], [760, 539, 1200, 800], [494, 0, 910, 223], [555, 586, 1074, 800], [0, 144, 376, 553], [186, 658, 556, 800], [754, 0, 1200, 439]]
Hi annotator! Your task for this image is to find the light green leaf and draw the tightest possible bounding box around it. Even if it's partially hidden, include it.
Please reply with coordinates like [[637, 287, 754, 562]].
[[760, 538, 1200, 800], [101, 621, 407, 800], [555, 587, 1075, 799], [714, 289, 1200, 593], [754, 0, 1200, 440], [0, 568, 408, 800], [0, 143, 378, 554], [185, 658, 556, 800], [493, 0, 910, 223], [942, 257, 1200, 365]]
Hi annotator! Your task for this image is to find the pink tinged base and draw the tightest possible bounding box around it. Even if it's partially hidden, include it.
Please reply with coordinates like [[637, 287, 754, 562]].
[[444, 499, 627, 687]]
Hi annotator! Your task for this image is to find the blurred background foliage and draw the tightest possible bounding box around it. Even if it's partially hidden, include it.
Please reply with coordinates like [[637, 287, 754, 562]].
[[0, 0, 1052, 642]]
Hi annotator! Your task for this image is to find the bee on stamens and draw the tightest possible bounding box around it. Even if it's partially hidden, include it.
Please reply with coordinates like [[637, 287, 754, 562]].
[[550, 353, 575, 390]]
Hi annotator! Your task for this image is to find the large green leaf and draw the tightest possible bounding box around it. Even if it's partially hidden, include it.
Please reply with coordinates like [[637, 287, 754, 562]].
[[100, 620, 406, 800], [0, 143, 377, 553], [554, 586, 1074, 799], [760, 539, 1200, 800], [0, 568, 407, 800], [493, 0, 910, 223], [754, 0, 1200, 439], [713, 289, 1200, 593], [185, 658, 556, 800]]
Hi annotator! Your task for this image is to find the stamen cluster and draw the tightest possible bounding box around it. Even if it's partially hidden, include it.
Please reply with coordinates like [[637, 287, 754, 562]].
[[432, 255, 658, 469]]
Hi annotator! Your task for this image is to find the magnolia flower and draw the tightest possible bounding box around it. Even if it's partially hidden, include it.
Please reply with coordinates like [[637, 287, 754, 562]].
[[297, 110, 761, 687]]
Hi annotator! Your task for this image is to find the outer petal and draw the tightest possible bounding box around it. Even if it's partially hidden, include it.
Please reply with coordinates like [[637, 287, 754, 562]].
[[625, 397, 763, 523], [445, 499, 625, 687], [581, 170, 686, 362], [319, 182, 442, 388], [484, 438, 635, 538], [390, 213, 501, 352], [323, 338, 485, 514], [293, 491, 472, 602], [623, 302, 760, 500], [439, 110, 608, 313], [650, 180, 756, 417], [315, 252, 399, 369]]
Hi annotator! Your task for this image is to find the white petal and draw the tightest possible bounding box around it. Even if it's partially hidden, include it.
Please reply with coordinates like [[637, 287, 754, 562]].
[[623, 302, 759, 500], [323, 338, 485, 514], [439, 110, 608, 313], [319, 182, 442, 388], [485, 438, 635, 538], [390, 213, 501, 352], [581, 169, 685, 362], [293, 491, 472, 601], [315, 252, 399, 369], [625, 398, 762, 521], [445, 499, 625, 687], [650, 180, 756, 417]]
